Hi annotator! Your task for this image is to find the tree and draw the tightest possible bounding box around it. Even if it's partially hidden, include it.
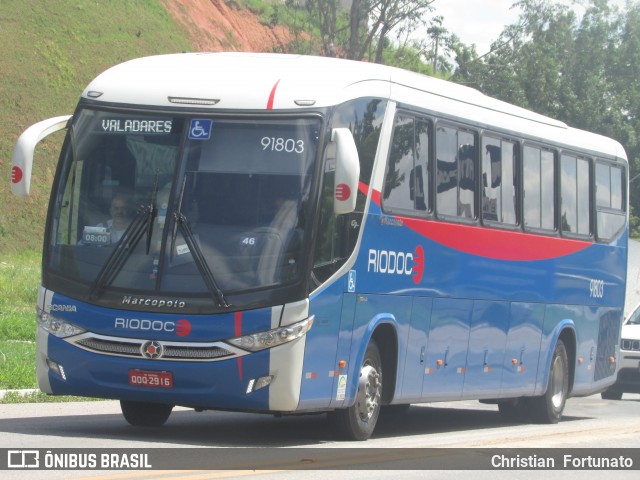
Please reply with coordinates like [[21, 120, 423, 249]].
[[312, 0, 434, 62], [452, 0, 640, 233]]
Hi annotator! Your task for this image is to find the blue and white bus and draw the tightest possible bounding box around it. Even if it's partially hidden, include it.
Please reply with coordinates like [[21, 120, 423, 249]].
[[11, 53, 628, 440]]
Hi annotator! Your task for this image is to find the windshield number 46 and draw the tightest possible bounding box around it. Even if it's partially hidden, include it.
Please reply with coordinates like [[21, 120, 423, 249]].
[[589, 279, 604, 298]]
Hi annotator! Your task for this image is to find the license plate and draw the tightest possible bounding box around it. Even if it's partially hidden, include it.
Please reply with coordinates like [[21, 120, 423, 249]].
[[129, 370, 173, 389]]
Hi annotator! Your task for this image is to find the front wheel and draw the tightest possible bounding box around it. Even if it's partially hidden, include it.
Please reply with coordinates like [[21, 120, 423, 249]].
[[120, 400, 173, 427], [529, 340, 569, 424], [328, 340, 383, 441]]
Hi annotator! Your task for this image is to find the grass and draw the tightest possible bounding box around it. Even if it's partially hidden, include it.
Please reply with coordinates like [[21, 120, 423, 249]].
[[0, 251, 40, 390], [0, 341, 37, 389], [0, 391, 103, 404], [0, 251, 107, 403], [0, 0, 193, 401]]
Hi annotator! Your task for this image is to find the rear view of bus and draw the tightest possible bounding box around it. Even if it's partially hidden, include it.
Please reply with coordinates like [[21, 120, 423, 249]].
[[11, 53, 628, 440]]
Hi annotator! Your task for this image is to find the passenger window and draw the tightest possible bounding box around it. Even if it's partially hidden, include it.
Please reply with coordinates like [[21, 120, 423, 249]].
[[436, 124, 476, 219], [595, 160, 626, 241], [523, 145, 556, 231], [561, 154, 591, 236], [383, 114, 431, 214], [481, 136, 517, 226]]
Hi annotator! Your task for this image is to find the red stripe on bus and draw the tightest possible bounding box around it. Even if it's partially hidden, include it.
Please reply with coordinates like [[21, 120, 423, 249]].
[[362, 184, 589, 261], [266, 79, 280, 110]]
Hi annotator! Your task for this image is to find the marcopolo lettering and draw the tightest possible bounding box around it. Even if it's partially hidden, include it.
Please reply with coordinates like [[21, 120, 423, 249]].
[[122, 296, 186, 309]]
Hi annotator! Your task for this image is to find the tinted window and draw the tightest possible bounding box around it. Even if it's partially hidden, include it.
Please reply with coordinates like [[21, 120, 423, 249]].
[[383, 114, 430, 213], [482, 136, 517, 225], [436, 125, 476, 219], [561, 154, 590, 236], [595, 160, 626, 240], [312, 98, 387, 285], [523, 145, 556, 231]]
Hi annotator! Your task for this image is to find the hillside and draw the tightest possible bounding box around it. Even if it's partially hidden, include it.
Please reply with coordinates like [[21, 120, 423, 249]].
[[160, 0, 296, 52], [0, 0, 295, 254]]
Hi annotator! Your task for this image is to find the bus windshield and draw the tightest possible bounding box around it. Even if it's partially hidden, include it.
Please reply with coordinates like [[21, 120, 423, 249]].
[[45, 108, 321, 306]]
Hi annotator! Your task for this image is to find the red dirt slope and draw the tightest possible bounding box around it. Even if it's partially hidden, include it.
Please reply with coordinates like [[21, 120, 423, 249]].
[[160, 0, 295, 52]]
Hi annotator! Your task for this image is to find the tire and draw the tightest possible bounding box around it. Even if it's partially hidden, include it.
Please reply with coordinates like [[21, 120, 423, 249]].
[[529, 340, 569, 424], [328, 340, 383, 441], [120, 400, 173, 427], [601, 390, 623, 400]]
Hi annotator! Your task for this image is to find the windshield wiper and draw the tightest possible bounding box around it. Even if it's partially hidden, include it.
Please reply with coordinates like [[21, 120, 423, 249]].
[[88, 205, 156, 300], [88, 177, 159, 300], [172, 177, 230, 308]]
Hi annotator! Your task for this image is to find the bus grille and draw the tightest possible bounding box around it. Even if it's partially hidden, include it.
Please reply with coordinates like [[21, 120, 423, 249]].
[[621, 339, 640, 352], [72, 334, 239, 362], [594, 309, 622, 381]]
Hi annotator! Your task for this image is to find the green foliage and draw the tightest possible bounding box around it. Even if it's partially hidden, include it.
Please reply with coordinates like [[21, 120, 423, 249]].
[[452, 0, 640, 230]]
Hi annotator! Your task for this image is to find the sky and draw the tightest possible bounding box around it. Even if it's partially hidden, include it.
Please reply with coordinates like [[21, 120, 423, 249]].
[[432, 0, 632, 55]]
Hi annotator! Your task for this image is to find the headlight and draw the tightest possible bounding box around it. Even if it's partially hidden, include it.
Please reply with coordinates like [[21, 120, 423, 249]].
[[37, 308, 86, 338], [226, 317, 313, 352]]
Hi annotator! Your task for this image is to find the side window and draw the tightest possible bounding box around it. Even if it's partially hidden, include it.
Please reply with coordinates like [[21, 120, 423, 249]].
[[523, 145, 556, 231], [481, 135, 518, 226], [436, 124, 476, 219], [595, 160, 626, 241], [383, 114, 430, 214], [311, 98, 387, 287], [561, 154, 591, 236]]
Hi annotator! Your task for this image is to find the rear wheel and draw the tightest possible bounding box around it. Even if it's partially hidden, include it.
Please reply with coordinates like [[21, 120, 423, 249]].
[[120, 400, 173, 427], [329, 340, 383, 441], [529, 340, 569, 424]]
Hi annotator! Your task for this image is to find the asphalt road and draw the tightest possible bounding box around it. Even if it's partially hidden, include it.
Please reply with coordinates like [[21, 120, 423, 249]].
[[1, 393, 639, 479]]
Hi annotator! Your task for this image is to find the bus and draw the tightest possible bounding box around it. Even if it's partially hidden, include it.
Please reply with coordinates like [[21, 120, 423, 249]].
[[11, 53, 628, 440]]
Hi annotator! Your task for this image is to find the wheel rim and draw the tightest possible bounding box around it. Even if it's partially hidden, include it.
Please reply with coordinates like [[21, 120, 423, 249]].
[[356, 363, 381, 422], [550, 354, 566, 409]]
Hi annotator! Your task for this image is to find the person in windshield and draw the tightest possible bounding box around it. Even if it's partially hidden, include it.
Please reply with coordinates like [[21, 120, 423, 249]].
[[99, 191, 134, 243]]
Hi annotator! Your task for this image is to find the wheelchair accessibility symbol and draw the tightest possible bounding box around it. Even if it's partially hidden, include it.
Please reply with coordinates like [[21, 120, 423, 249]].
[[348, 270, 356, 292], [189, 119, 213, 140]]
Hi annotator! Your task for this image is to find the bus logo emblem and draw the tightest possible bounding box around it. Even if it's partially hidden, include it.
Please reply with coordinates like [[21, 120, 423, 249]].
[[367, 245, 425, 285], [141, 341, 164, 359], [11, 166, 23, 184], [188, 119, 212, 140]]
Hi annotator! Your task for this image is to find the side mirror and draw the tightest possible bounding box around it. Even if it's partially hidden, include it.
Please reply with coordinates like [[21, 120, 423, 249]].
[[11, 115, 72, 196], [328, 128, 360, 215]]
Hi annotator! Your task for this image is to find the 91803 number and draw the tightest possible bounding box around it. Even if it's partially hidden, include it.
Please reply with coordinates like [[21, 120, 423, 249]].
[[261, 137, 304, 153]]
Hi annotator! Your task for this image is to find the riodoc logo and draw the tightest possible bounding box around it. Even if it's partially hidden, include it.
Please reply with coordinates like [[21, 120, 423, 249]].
[[367, 245, 424, 284], [114, 318, 192, 337]]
